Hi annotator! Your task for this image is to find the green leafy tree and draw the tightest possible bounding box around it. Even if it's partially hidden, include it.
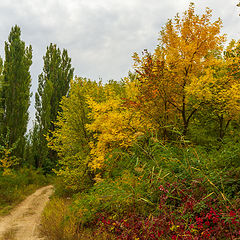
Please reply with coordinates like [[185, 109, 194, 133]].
[[34, 43, 74, 170], [0, 57, 4, 114], [1, 25, 32, 159], [47, 78, 102, 191]]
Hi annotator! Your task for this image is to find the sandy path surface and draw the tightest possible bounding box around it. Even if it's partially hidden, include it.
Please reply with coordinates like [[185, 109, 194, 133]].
[[0, 185, 54, 240]]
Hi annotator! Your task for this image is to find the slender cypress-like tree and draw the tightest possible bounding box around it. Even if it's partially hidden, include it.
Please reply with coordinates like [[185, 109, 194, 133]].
[[34, 43, 74, 169], [0, 57, 4, 113], [1, 25, 32, 158]]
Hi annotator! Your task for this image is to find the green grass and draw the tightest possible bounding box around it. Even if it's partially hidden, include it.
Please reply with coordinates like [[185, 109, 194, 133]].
[[0, 167, 52, 215]]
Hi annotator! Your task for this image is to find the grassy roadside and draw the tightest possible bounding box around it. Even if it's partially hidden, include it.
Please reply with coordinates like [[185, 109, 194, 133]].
[[39, 196, 115, 240], [0, 167, 53, 216], [39, 143, 240, 240]]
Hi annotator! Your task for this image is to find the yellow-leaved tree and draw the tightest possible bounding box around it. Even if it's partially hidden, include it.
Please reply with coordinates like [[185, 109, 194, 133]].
[[47, 77, 104, 191], [186, 41, 240, 140], [86, 80, 152, 174], [132, 49, 175, 140], [133, 3, 225, 136], [0, 131, 19, 175]]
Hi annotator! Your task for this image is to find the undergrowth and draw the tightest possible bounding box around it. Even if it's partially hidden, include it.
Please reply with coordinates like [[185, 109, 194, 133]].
[[0, 167, 51, 215], [40, 137, 240, 239]]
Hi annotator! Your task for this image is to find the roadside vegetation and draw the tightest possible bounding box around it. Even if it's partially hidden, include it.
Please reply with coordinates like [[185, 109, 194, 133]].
[[0, 167, 51, 215]]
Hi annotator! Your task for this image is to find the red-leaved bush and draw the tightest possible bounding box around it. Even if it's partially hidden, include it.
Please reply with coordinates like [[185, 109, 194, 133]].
[[95, 179, 240, 239]]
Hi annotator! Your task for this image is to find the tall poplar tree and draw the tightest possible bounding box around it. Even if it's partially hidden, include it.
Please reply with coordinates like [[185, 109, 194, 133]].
[[0, 57, 4, 114], [34, 43, 74, 169], [1, 25, 32, 158]]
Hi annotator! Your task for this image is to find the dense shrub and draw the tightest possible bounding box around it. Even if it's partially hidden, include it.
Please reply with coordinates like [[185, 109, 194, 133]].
[[96, 179, 239, 239], [64, 139, 240, 239]]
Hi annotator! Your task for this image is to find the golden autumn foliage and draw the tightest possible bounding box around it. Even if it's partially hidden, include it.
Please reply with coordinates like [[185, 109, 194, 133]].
[[133, 3, 225, 135], [132, 50, 175, 139], [186, 41, 240, 139], [0, 132, 19, 175], [86, 81, 152, 171], [225, 39, 240, 80], [0, 147, 18, 175], [186, 62, 240, 119], [47, 78, 152, 186]]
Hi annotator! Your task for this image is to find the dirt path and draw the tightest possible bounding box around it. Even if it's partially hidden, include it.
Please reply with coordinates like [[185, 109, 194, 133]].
[[0, 185, 54, 240]]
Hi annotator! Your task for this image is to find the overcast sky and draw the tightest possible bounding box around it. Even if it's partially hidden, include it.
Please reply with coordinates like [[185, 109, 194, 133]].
[[0, 0, 239, 129]]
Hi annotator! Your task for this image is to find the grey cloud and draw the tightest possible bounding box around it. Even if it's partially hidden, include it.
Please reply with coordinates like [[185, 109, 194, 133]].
[[0, 0, 239, 129]]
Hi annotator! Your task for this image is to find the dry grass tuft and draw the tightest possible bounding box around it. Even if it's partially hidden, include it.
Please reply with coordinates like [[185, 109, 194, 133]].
[[0, 227, 17, 240], [39, 197, 114, 240]]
